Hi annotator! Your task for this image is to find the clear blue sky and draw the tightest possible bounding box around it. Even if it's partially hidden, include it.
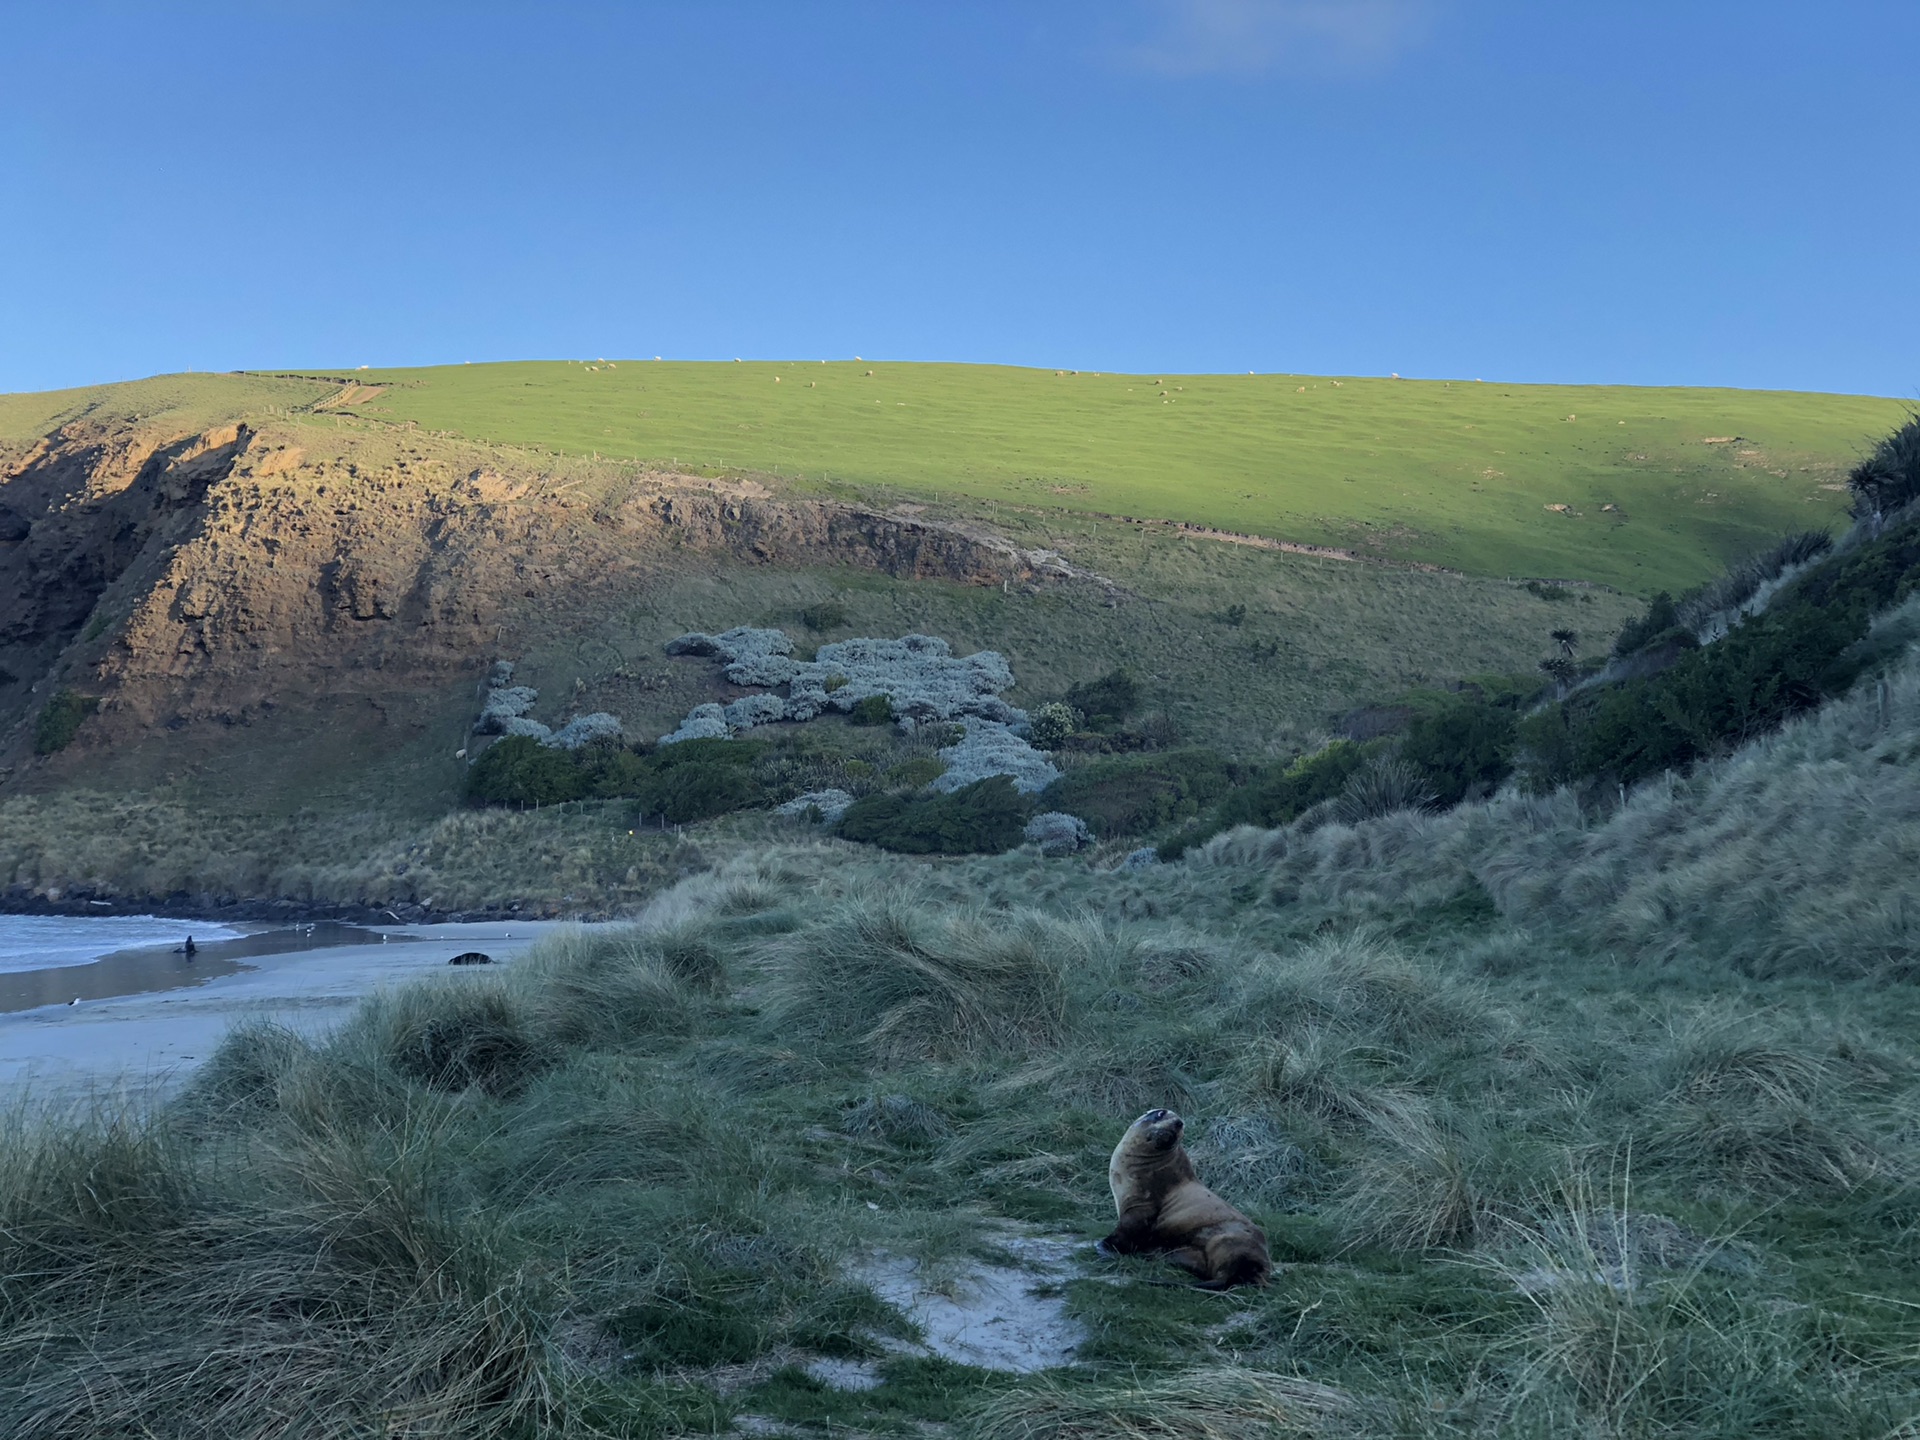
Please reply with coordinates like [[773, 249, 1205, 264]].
[[3, 2, 1915, 396]]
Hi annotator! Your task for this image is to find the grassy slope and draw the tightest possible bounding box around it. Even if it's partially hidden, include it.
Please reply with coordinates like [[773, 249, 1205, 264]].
[[0, 372, 333, 450], [331, 360, 1907, 593]]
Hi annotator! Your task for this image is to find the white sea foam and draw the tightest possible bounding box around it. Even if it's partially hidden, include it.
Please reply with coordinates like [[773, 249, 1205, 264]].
[[0, 916, 246, 974]]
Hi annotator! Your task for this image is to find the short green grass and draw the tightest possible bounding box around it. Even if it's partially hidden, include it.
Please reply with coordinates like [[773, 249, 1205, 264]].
[[326, 360, 1906, 593]]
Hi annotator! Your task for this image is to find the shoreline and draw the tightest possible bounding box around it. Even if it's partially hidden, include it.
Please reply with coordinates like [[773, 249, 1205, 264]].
[[0, 921, 569, 1096], [0, 888, 533, 928]]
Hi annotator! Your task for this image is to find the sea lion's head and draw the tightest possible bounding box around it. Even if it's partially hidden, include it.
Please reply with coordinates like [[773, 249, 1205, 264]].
[[1128, 1107, 1185, 1153]]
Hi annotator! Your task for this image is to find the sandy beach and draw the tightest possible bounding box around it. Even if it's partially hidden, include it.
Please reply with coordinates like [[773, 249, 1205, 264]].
[[0, 922, 566, 1095]]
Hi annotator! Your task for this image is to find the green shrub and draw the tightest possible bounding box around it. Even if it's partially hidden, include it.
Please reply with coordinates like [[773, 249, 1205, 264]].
[[847, 694, 894, 726], [1398, 697, 1518, 806], [466, 736, 589, 805], [1612, 591, 1685, 659], [468, 734, 767, 816], [837, 776, 1031, 854], [33, 689, 98, 755], [1042, 748, 1242, 838], [1846, 409, 1920, 518], [1219, 740, 1377, 831], [884, 756, 945, 789], [573, 743, 658, 797], [1524, 508, 1920, 788], [649, 762, 761, 824], [798, 600, 848, 632], [1063, 668, 1141, 728], [650, 737, 764, 769], [1027, 702, 1081, 749]]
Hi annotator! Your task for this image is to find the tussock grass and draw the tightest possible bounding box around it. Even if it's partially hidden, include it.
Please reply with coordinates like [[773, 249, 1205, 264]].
[[8, 651, 1920, 1433], [965, 1366, 1358, 1439], [368, 980, 558, 1098], [763, 896, 1085, 1064], [0, 1098, 554, 1440]]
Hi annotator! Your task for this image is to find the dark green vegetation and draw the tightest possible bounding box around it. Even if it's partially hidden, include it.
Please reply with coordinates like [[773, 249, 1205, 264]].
[[31, 690, 96, 755], [837, 777, 1030, 854], [333, 360, 1906, 592], [1041, 749, 1243, 840], [1517, 449, 1920, 789], [466, 735, 769, 822]]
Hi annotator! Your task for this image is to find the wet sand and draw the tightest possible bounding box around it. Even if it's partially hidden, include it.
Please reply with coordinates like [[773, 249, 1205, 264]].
[[0, 922, 565, 1095], [0, 923, 387, 1013]]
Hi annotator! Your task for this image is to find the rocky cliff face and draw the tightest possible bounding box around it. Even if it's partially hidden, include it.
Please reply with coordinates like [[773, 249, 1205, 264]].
[[0, 416, 1070, 773]]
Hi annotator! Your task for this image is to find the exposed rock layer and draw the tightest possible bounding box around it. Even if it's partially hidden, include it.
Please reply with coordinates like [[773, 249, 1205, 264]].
[[0, 418, 1076, 772]]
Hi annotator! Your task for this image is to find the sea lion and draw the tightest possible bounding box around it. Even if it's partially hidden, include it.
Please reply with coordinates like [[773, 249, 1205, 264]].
[[1097, 1108, 1270, 1290]]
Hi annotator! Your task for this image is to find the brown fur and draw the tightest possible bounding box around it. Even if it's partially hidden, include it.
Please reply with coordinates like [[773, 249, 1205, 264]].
[[1097, 1108, 1270, 1290]]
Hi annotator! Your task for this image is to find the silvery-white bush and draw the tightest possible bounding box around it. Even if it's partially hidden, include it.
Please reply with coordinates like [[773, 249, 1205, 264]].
[[496, 716, 554, 742], [660, 702, 731, 745], [1024, 811, 1092, 856], [547, 712, 624, 750], [933, 720, 1059, 794], [776, 789, 854, 824], [666, 628, 798, 686], [1122, 846, 1161, 870], [785, 635, 1020, 725], [659, 627, 1053, 791], [723, 693, 790, 731], [474, 684, 540, 734]]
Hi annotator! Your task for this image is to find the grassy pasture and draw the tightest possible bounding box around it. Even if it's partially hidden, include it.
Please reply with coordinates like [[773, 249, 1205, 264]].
[[330, 360, 1906, 593]]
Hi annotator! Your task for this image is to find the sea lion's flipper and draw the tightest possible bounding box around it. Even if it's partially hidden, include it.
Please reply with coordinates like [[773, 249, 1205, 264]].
[[1164, 1245, 1212, 1279], [1099, 1201, 1163, 1255]]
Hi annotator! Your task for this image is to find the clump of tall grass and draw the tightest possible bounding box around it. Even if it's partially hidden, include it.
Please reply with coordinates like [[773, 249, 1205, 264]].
[[367, 979, 559, 1097], [1332, 1107, 1509, 1252], [1465, 1172, 1907, 1439], [0, 1098, 554, 1439], [841, 1091, 952, 1145], [762, 896, 1090, 1064], [510, 921, 716, 1050], [1330, 755, 1435, 826], [1223, 930, 1497, 1053], [177, 1020, 311, 1125], [965, 1366, 1359, 1439]]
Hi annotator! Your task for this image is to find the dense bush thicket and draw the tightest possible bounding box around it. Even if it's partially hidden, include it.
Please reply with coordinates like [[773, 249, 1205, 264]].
[[1396, 693, 1521, 806], [32, 689, 98, 755], [1217, 739, 1376, 831], [1846, 410, 1920, 518], [1062, 668, 1140, 730], [1522, 510, 1920, 788], [1041, 749, 1244, 839], [837, 776, 1031, 854], [467, 735, 767, 822]]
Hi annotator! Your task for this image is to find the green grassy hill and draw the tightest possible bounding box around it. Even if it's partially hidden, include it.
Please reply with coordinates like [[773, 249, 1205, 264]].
[[318, 360, 1906, 593]]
